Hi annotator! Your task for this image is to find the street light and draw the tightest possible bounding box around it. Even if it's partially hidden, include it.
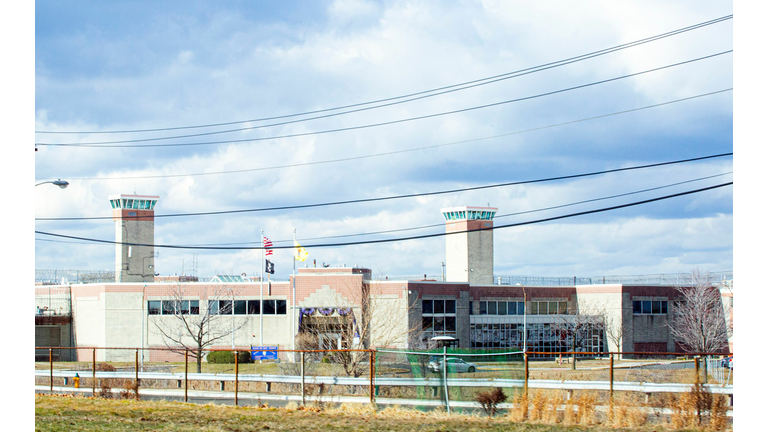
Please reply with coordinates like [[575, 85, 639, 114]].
[[35, 179, 69, 189], [516, 283, 527, 354]]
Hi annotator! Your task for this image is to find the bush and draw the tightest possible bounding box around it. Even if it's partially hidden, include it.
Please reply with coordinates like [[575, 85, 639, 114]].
[[475, 387, 507, 418], [206, 351, 252, 364]]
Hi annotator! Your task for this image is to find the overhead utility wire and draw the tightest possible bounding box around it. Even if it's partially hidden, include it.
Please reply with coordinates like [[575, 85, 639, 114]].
[[35, 15, 732, 136], [45, 89, 733, 182], [36, 50, 733, 148], [34, 182, 733, 250], [34, 153, 732, 222], [158, 171, 733, 247]]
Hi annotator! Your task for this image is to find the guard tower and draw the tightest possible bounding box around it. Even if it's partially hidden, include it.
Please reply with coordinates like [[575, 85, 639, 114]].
[[441, 206, 497, 285], [109, 194, 159, 282]]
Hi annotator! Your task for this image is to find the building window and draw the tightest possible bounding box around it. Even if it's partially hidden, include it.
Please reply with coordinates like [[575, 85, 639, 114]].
[[234, 300, 247, 315], [248, 300, 260, 315], [632, 300, 668, 315], [422, 298, 457, 340], [478, 301, 526, 315], [530, 301, 568, 315], [149, 300, 198, 315], [148, 301, 161, 315]]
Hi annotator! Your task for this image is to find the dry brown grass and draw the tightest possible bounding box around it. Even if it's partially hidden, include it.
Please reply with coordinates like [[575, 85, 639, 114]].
[[508, 392, 528, 422]]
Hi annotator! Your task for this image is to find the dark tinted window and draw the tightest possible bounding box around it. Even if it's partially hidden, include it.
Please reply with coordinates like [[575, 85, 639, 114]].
[[275, 300, 287, 314], [434, 300, 445, 314], [633, 301, 641, 314], [479, 301, 487, 315], [445, 316, 456, 332], [498, 301, 507, 315], [247, 300, 260, 315], [189, 300, 199, 315], [422, 300, 433, 314], [488, 302, 497, 315], [263, 300, 276, 314], [148, 301, 161, 315], [642, 301, 652, 314], [234, 300, 247, 315], [445, 300, 456, 314]]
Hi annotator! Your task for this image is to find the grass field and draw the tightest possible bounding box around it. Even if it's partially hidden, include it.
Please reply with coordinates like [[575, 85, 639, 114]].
[[36, 393, 729, 432]]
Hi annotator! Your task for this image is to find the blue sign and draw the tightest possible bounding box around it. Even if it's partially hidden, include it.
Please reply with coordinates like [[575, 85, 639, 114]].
[[251, 345, 278, 361]]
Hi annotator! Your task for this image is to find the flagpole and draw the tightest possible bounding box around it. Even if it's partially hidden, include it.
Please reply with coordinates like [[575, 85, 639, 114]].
[[292, 229, 296, 355], [260, 230, 264, 346]]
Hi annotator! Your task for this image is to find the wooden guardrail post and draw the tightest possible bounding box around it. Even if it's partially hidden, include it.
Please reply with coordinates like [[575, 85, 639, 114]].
[[369, 350, 376, 405], [524, 352, 529, 398], [695, 356, 700, 385], [609, 354, 614, 401]]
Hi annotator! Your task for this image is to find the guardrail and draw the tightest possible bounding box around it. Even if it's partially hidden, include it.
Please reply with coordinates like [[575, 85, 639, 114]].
[[35, 346, 732, 414]]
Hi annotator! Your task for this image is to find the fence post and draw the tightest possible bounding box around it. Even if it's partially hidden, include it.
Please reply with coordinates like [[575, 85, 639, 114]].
[[609, 354, 614, 401], [135, 349, 139, 385], [92, 348, 96, 397], [184, 349, 189, 403], [695, 356, 700, 385], [234, 351, 239, 406], [524, 352, 529, 398], [300, 351, 305, 406], [442, 346, 450, 414], [369, 350, 376, 405], [49, 348, 53, 393]]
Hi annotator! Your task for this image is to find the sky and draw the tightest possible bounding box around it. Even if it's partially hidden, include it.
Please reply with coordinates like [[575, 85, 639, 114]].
[[31, 0, 735, 281]]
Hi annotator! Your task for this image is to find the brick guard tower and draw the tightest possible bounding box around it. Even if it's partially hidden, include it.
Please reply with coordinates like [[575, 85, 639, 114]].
[[109, 194, 159, 282], [442, 206, 497, 285]]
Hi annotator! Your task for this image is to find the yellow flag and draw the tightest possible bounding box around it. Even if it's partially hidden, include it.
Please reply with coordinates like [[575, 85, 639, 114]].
[[294, 240, 308, 261]]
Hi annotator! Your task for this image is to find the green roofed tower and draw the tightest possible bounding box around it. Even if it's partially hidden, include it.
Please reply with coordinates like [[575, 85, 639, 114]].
[[441, 206, 497, 285], [109, 194, 159, 282]]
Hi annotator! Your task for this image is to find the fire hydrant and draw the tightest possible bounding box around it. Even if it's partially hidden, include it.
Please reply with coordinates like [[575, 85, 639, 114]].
[[73, 373, 80, 388]]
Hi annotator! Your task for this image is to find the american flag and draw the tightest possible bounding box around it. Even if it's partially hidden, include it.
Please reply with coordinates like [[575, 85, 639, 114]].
[[263, 237, 273, 256]]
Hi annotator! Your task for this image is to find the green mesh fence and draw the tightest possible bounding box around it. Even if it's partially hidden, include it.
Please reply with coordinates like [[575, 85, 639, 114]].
[[375, 348, 524, 413]]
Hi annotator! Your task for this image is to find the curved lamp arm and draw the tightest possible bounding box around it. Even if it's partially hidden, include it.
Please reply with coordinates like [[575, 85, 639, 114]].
[[36, 179, 69, 189]]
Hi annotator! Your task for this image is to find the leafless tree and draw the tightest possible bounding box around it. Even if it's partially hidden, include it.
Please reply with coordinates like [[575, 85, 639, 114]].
[[599, 303, 630, 359], [151, 283, 248, 373], [668, 270, 731, 354], [551, 304, 606, 368], [298, 277, 418, 377]]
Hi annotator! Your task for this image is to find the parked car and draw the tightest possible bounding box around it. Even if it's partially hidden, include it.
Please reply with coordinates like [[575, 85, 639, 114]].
[[720, 356, 733, 369], [428, 357, 477, 373]]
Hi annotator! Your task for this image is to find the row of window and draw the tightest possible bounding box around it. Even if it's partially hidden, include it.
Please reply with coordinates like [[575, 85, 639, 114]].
[[474, 301, 525, 315], [422, 316, 457, 333], [632, 300, 668, 315], [422, 299, 456, 315], [148, 299, 287, 315], [442, 210, 496, 221], [469, 322, 605, 357], [110, 198, 158, 210]]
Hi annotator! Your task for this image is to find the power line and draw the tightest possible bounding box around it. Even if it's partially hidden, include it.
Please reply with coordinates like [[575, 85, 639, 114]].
[[35, 15, 732, 136], [33, 182, 733, 250], [145, 171, 733, 247], [34, 153, 733, 221], [40, 89, 733, 182], [35, 51, 732, 148]]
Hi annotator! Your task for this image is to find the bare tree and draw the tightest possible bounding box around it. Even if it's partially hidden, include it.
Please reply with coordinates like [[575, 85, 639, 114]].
[[298, 277, 418, 377], [600, 303, 630, 360], [668, 270, 731, 354], [552, 303, 606, 368], [151, 283, 248, 372]]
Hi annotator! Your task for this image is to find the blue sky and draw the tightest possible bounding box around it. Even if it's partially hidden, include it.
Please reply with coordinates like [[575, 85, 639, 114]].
[[32, 0, 734, 280]]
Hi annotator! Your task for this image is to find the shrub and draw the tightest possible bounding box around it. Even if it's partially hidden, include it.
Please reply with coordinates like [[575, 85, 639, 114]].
[[206, 351, 252, 364], [475, 387, 507, 418]]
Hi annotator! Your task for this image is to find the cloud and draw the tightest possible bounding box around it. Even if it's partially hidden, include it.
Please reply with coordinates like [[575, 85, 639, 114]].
[[34, 1, 733, 279]]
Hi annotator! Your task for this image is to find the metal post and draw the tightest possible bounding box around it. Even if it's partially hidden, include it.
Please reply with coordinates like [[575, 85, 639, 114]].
[[49, 348, 53, 393], [92, 348, 96, 396], [442, 346, 450, 414], [234, 351, 239, 406], [369, 350, 376, 405], [609, 354, 614, 401], [135, 349, 139, 385], [184, 349, 189, 402], [300, 351, 305, 406], [524, 352, 529, 398]]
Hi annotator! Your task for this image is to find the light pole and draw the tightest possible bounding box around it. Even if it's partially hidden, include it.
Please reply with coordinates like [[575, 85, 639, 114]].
[[35, 179, 69, 189], [516, 283, 527, 354]]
